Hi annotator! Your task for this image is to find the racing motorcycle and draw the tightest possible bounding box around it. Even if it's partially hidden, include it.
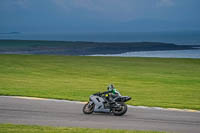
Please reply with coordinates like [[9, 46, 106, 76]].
[[83, 92, 131, 116]]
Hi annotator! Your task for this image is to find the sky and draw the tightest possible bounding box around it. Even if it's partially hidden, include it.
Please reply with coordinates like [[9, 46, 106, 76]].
[[0, 0, 200, 33]]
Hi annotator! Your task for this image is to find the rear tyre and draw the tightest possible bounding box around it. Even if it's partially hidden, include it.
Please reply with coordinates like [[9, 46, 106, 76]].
[[112, 102, 127, 116], [83, 102, 95, 114]]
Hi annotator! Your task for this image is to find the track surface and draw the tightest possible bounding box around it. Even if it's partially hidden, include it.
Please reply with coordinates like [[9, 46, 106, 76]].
[[0, 96, 200, 133]]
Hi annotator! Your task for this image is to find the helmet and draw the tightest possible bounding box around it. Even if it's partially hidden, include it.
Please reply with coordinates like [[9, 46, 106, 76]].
[[107, 84, 114, 91]]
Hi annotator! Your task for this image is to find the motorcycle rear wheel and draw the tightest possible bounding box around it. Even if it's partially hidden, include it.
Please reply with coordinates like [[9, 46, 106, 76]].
[[83, 102, 95, 114], [112, 102, 127, 116]]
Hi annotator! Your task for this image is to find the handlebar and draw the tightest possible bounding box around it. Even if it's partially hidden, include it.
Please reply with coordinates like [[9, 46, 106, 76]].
[[93, 92, 102, 96]]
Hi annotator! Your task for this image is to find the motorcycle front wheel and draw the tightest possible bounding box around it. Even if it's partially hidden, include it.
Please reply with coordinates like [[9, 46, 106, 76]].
[[112, 102, 127, 116], [83, 102, 95, 114]]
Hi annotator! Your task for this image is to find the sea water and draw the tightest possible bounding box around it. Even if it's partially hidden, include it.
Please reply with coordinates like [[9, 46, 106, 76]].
[[1, 31, 200, 45], [90, 49, 200, 59]]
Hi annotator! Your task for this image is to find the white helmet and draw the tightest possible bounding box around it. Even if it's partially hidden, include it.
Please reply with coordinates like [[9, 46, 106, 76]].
[[107, 84, 114, 91]]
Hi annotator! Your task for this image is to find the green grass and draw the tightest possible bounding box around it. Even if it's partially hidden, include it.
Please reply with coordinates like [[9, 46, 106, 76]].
[[0, 124, 166, 133], [0, 54, 200, 109]]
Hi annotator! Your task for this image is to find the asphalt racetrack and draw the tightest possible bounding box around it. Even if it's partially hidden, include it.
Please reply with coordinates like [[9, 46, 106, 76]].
[[0, 96, 200, 133]]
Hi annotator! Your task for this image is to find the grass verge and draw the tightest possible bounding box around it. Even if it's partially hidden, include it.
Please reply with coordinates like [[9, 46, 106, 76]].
[[0, 124, 167, 133], [0, 54, 200, 109]]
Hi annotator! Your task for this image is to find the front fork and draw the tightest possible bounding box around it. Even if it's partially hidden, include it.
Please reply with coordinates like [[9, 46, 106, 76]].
[[87, 101, 94, 108]]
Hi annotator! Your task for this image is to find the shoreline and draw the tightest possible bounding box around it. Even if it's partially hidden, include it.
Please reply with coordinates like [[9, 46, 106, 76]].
[[0, 39, 199, 56], [89, 49, 200, 59]]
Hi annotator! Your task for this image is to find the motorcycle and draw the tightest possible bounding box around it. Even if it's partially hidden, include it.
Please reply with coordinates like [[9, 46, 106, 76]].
[[83, 92, 131, 116]]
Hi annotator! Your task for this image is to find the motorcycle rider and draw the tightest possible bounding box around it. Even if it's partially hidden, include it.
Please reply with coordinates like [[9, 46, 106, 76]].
[[101, 84, 121, 105]]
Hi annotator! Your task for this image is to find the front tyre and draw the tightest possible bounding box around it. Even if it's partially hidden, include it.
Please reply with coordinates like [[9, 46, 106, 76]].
[[83, 102, 95, 114], [112, 102, 127, 116]]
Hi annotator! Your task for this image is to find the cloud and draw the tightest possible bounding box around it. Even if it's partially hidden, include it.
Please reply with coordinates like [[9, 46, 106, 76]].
[[15, 0, 28, 8], [0, 0, 29, 10], [52, 0, 133, 13], [1, 0, 199, 32], [157, 0, 174, 7], [51, 0, 151, 22]]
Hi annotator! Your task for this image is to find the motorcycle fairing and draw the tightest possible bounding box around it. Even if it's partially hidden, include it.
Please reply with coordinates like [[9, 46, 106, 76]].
[[90, 95, 110, 113]]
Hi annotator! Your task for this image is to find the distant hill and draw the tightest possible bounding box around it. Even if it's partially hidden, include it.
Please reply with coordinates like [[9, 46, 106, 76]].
[[0, 40, 199, 55]]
